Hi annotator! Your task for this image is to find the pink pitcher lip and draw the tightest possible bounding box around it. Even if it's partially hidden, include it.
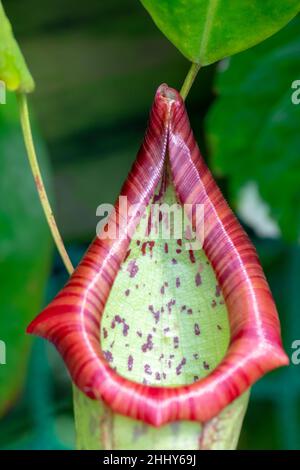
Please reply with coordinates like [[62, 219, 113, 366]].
[[27, 84, 289, 427]]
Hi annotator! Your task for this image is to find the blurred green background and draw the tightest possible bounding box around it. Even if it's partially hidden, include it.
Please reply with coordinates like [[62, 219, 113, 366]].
[[0, 0, 299, 450]]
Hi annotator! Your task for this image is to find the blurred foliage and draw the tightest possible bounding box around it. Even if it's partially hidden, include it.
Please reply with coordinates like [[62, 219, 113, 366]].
[[240, 239, 300, 450], [207, 17, 300, 241], [140, 0, 300, 65], [0, 339, 74, 449], [0, 1, 34, 91], [0, 0, 299, 451], [0, 91, 52, 416]]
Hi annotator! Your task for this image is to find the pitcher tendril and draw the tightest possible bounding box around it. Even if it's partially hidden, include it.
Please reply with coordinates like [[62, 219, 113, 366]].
[[17, 92, 74, 276]]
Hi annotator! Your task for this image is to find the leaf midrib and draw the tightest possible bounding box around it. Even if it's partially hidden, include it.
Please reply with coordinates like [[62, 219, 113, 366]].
[[198, 0, 219, 62]]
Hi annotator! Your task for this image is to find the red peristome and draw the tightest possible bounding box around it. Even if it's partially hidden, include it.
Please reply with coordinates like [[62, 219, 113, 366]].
[[27, 84, 288, 427]]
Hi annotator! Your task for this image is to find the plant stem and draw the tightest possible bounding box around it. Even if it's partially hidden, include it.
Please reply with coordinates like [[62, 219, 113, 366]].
[[180, 62, 201, 100], [17, 93, 74, 276]]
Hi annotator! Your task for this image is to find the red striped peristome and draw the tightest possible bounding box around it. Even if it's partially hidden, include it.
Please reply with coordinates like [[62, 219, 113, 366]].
[[27, 84, 288, 427]]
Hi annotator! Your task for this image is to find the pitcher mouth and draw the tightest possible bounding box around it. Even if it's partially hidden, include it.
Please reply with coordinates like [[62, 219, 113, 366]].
[[27, 84, 288, 427]]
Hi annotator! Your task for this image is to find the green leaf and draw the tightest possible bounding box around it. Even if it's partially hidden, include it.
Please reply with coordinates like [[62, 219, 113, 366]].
[[74, 173, 248, 449], [0, 92, 51, 416], [206, 17, 300, 241], [0, 1, 34, 92], [140, 0, 300, 64]]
